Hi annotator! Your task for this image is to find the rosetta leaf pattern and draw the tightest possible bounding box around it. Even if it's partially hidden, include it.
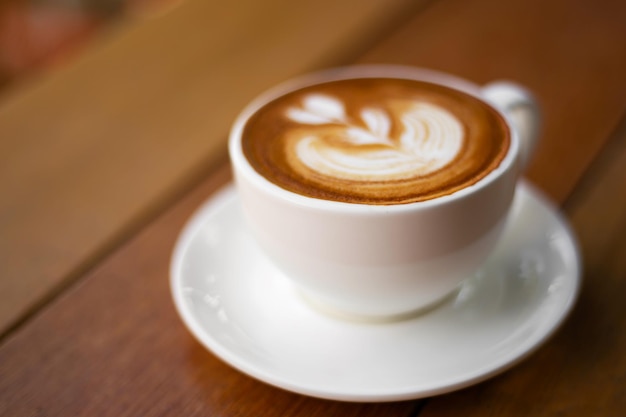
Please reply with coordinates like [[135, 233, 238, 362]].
[[286, 94, 394, 147], [286, 94, 346, 124], [284, 93, 463, 180]]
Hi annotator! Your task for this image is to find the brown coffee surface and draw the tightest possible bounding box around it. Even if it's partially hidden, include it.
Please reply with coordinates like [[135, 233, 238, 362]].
[[241, 78, 510, 204]]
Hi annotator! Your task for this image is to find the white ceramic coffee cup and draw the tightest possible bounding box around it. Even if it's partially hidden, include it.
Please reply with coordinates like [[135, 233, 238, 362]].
[[229, 65, 540, 320]]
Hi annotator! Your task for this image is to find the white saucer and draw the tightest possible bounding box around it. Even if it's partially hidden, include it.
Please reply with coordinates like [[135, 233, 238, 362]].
[[170, 182, 581, 402]]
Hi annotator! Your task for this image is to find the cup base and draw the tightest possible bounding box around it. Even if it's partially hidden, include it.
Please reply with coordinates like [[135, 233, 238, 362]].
[[295, 286, 460, 324]]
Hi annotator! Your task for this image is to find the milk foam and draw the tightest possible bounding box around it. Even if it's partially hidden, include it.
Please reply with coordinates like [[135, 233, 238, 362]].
[[286, 94, 463, 181]]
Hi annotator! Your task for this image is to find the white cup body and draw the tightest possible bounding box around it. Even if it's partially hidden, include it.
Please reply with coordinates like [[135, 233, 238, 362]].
[[229, 65, 534, 320]]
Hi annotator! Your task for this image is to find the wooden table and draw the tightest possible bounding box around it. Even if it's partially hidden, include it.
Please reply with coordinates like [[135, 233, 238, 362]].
[[1, 0, 625, 414]]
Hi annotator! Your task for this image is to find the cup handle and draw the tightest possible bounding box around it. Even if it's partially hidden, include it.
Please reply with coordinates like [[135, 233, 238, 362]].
[[482, 81, 541, 170]]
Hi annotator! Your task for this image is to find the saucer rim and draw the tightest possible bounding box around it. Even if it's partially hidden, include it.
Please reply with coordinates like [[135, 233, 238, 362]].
[[170, 181, 581, 402]]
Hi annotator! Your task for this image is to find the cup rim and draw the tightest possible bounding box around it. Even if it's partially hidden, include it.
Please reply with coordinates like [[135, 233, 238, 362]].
[[229, 64, 520, 213]]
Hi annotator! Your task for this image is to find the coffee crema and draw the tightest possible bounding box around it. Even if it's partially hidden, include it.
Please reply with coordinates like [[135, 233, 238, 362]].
[[241, 78, 510, 205]]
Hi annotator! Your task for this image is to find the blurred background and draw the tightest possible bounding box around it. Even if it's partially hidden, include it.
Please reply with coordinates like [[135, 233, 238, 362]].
[[0, 0, 178, 89]]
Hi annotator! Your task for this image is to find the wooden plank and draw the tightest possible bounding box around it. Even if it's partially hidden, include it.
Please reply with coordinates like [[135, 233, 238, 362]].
[[359, 0, 626, 205], [418, 116, 626, 416], [0, 162, 420, 417], [0, 0, 421, 335]]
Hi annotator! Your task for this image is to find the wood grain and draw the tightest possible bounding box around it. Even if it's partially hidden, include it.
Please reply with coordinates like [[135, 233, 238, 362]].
[[359, 0, 626, 205], [0, 0, 421, 335], [0, 162, 420, 416]]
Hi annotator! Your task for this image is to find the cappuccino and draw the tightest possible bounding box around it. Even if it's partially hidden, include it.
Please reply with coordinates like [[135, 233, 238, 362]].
[[241, 78, 510, 205]]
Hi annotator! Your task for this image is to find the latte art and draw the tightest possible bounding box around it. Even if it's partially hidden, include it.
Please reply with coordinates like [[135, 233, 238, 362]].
[[286, 94, 463, 181], [241, 78, 510, 204]]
